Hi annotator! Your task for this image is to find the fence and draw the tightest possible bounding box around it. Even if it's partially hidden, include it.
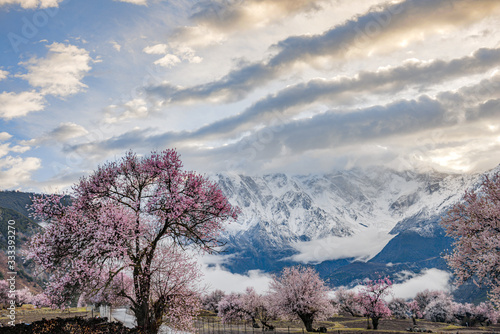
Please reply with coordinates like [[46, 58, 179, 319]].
[[194, 317, 306, 334]]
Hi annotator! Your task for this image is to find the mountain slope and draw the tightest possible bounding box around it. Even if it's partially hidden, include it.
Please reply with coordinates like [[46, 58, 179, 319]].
[[212, 167, 483, 274]]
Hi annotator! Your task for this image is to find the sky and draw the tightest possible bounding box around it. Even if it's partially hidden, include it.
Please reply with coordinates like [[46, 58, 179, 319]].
[[1, 0, 500, 192]]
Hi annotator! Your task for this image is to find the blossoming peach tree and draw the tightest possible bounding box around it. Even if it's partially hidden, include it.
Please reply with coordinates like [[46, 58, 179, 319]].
[[27, 150, 239, 334], [356, 277, 392, 330], [441, 173, 500, 308], [268, 266, 334, 332]]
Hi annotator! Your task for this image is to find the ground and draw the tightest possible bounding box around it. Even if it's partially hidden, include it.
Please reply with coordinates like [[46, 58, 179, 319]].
[[195, 314, 500, 334], [1, 308, 500, 333], [0, 305, 91, 327]]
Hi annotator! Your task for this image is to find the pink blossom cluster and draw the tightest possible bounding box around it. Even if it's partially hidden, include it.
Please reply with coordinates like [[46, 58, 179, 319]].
[[442, 173, 500, 308], [268, 266, 334, 332]]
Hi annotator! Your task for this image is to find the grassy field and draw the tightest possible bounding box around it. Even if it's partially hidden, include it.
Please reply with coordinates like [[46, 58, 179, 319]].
[[194, 314, 500, 334], [0, 305, 91, 327]]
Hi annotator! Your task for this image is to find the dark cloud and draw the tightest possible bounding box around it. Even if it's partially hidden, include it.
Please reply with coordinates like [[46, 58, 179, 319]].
[[148, 0, 500, 104], [150, 47, 500, 142]]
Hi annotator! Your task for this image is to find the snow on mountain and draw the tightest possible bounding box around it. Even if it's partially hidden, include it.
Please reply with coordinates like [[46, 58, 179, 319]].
[[211, 166, 486, 267]]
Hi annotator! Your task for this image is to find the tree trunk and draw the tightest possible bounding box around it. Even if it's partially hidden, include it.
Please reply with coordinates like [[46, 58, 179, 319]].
[[299, 314, 315, 332], [371, 317, 380, 330], [412, 316, 417, 326], [133, 301, 161, 334]]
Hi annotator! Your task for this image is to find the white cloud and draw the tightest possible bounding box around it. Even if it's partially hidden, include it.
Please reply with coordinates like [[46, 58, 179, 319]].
[[104, 98, 149, 123], [0, 91, 45, 119], [111, 41, 122, 52], [0, 0, 63, 8], [0, 70, 8, 81], [0, 156, 41, 189], [0, 132, 12, 142], [18, 42, 93, 97], [201, 264, 272, 294], [22, 122, 89, 146], [198, 253, 271, 294], [0, 143, 30, 158], [114, 0, 147, 5], [143, 44, 168, 55], [391, 269, 452, 300], [289, 229, 397, 263], [154, 54, 181, 68]]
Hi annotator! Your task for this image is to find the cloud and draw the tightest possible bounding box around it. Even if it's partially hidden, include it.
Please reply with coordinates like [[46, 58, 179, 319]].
[[22, 122, 89, 146], [201, 264, 272, 294], [0, 142, 30, 158], [0, 70, 8, 81], [173, 0, 327, 47], [148, 0, 500, 104], [0, 0, 63, 9], [391, 269, 452, 300], [143, 44, 168, 55], [0, 91, 45, 119], [288, 228, 397, 263], [104, 98, 149, 123], [191, 0, 325, 29], [64, 70, 500, 176], [114, 0, 147, 5], [18, 42, 93, 97], [0, 156, 41, 189], [110, 41, 122, 52], [154, 54, 181, 68], [166, 47, 500, 141], [144, 43, 202, 68], [0, 132, 12, 142]]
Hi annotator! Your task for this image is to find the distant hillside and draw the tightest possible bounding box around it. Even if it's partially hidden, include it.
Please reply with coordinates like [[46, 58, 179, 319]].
[[0, 190, 38, 218], [0, 192, 44, 291]]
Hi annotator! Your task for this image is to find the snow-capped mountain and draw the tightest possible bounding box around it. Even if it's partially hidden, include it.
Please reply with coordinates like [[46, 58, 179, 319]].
[[210, 165, 494, 276]]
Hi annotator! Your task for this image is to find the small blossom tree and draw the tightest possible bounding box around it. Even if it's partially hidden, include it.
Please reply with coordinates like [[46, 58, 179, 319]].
[[27, 150, 239, 334], [424, 296, 454, 323], [388, 298, 409, 319], [356, 277, 392, 330], [0, 281, 32, 308], [406, 300, 422, 326], [413, 290, 448, 314], [441, 173, 500, 307], [202, 289, 226, 313], [333, 288, 363, 317], [268, 266, 334, 332], [218, 288, 275, 329]]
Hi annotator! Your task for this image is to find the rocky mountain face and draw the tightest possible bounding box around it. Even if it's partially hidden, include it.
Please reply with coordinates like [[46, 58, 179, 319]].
[[210, 166, 492, 281]]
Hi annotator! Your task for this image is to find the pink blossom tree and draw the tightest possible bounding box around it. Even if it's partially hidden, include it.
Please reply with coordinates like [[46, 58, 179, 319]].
[[0, 280, 9, 308], [441, 173, 500, 307], [406, 300, 422, 326], [268, 266, 334, 332], [218, 288, 275, 329], [423, 295, 454, 323], [202, 289, 226, 313], [452, 301, 500, 326], [0, 281, 32, 307], [356, 277, 392, 330], [475, 301, 499, 325], [333, 288, 363, 317], [388, 298, 409, 319], [27, 150, 239, 334], [30, 293, 52, 308], [413, 290, 449, 315]]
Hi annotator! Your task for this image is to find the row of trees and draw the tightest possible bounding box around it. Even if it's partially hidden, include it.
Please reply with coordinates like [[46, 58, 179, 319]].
[[210, 267, 392, 331], [204, 270, 499, 332], [15, 150, 500, 333]]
